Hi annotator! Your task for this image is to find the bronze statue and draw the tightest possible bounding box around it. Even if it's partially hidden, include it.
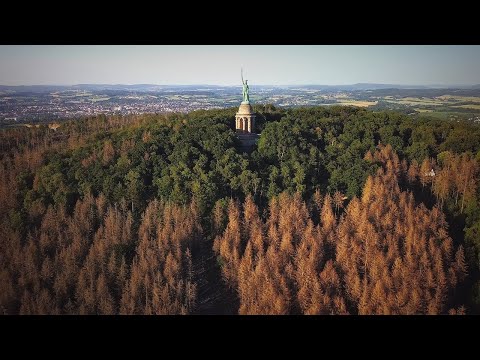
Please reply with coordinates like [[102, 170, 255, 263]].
[[241, 68, 250, 103]]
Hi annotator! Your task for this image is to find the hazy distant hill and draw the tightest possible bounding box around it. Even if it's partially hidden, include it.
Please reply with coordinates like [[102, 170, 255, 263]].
[[290, 83, 429, 91]]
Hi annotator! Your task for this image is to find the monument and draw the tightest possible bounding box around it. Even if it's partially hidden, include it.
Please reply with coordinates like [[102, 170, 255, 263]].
[[235, 69, 258, 151], [236, 69, 256, 134]]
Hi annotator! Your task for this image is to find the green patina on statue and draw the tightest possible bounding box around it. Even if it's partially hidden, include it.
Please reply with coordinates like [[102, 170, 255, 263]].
[[241, 68, 250, 103]]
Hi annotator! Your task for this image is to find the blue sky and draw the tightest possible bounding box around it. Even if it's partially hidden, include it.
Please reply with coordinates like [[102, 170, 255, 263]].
[[0, 45, 479, 86]]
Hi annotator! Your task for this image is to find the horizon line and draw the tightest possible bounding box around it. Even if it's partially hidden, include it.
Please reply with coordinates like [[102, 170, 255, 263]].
[[1, 82, 479, 87]]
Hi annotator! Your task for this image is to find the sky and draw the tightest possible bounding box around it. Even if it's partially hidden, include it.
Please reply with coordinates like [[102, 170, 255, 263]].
[[0, 45, 479, 86]]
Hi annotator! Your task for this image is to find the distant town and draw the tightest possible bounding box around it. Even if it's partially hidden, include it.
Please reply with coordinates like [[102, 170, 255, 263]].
[[2, 84, 480, 126]]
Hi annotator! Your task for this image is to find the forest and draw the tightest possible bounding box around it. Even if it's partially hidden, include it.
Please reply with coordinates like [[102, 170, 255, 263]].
[[0, 105, 479, 314]]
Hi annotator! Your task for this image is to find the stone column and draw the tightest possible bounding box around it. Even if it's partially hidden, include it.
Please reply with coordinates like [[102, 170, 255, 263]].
[[247, 118, 251, 133]]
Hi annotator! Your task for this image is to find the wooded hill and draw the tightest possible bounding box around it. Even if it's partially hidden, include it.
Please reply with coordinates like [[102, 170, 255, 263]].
[[0, 105, 479, 314]]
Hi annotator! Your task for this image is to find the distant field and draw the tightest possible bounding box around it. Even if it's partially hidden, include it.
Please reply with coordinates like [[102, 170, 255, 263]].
[[52, 92, 93, 98], [392, 96, 480, 107], [337, 100, 378, 107], [334, 94, 480, 111], [452, 104, 480, 110], [436, 95, 480, 103], [91, 97, 110, 102], [387, 98, 444, 106]]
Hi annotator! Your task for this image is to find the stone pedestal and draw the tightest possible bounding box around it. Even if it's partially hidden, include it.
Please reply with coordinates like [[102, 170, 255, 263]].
[[235, 102, 258, 152], [235, 102, 256, 134]]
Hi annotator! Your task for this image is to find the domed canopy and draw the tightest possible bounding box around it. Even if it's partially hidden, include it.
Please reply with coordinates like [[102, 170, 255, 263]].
[[237, 103, 254, 115]]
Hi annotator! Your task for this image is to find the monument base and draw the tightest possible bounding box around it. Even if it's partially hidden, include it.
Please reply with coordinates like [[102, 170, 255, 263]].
[[237, 132, 259, 153]]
